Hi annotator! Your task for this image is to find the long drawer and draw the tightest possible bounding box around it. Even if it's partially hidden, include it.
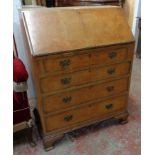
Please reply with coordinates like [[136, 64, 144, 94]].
[[43, 78, 129, 113], [40, 62, 130, 93], [45, 95, 128, 132], [37, 46, 130, 76]]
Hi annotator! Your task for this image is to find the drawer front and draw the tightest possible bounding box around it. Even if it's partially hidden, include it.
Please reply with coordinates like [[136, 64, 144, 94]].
[[43, 78, 129, 113], [45, 95, 128, 132], [91, 47, 128, 66], [40, 53, 90, 75], [40, 62, 130, 93], [40, 70, 90, 93], [91, 62, 130, 82], [37, 46, 131, 76]]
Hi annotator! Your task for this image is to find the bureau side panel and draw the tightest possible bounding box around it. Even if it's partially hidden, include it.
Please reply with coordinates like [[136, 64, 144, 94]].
[[20, 12, 46, 134]]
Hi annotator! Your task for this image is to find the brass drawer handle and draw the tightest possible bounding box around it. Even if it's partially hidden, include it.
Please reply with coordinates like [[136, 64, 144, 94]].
[[108, 51, 117, 59], [64, 115, 73, 122], [61, 77, 71, 85], [107, 68, 115, 75], [62, 96, 72, 103], [59, 59, 71, 67], [106, 86, 114, 92], [105, 104, 113, 110]]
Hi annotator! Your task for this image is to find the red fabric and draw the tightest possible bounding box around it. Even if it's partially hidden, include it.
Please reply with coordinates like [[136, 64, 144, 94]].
[[13, 58, 31, 125], [13, 58, 28, 82], [13, 92, 29, 110], [13, 99, 31, 124], [13, 91, 31, 124]]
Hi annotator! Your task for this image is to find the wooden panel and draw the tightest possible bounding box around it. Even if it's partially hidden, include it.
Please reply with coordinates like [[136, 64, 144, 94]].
[[38, 45, 133, 76], [43, 77, 129, 113], [40, 69, 90, 93], [45, 95, 127, 132], [91, 61, 130, 81], [40, 53, 90, 75], [91, 47, 128, 66], [40, 62, 130, 93], [22, 6, 134, 56]]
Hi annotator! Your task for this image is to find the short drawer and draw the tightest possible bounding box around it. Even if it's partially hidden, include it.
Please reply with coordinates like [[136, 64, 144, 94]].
[[38, 53, 90, 75], [40, 62, 130, 93], [91, 47, 128, 66], [43, 78, 129, 113], [91, 62, 130, 82], [45, 95, 128, 132]]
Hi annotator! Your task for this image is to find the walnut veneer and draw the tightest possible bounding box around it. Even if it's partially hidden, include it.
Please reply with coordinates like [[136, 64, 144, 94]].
[[21, 6, 134, 150]]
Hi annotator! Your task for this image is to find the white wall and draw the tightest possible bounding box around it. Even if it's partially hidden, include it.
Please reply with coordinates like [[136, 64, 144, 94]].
[[13, 0, 36, 99], [137, 0, 141, 17], [132, 0, 141, 36], [132, 0, 141, 52]]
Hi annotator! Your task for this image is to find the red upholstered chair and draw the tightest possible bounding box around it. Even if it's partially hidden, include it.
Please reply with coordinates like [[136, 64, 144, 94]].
[[13, 58, 35, 145]]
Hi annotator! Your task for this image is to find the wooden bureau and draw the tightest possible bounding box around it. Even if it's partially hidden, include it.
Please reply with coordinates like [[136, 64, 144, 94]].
[[21, 6, 135, 150]]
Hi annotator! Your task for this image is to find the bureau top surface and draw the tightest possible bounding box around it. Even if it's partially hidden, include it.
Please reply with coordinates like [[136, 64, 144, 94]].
[[22, 6, 134, 56]]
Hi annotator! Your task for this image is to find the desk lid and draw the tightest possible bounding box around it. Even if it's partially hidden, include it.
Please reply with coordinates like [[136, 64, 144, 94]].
[[21, 6, 134, 56]]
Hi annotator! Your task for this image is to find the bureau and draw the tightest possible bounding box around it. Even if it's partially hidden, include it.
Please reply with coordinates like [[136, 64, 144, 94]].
[[21, 6, 135, 150]]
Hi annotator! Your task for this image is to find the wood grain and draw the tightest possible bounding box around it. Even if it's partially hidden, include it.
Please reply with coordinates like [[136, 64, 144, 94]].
[[20, 7, 135, 150], [40, 62, 130, 93], [43, 77, 129, 113], [45, 95, 127, 132], [22, 6, 134, 56], [37, 45, 133, 76], [42, 53, 90, 75]]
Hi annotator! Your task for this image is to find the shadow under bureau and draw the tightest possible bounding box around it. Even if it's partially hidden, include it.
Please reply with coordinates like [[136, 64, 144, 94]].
[[21, 6, 135, 150]]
